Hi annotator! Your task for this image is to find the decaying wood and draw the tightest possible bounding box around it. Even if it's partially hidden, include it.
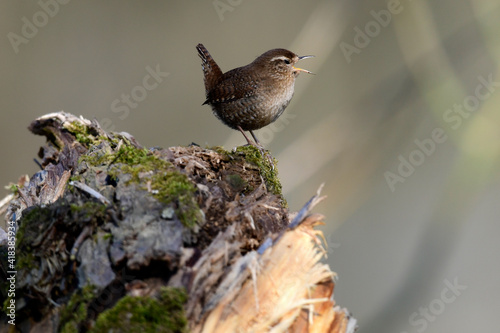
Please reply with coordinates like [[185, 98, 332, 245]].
[[0, 111, 356, 332]]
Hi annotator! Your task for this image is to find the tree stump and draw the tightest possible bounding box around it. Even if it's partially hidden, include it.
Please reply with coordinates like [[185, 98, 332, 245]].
[[0, 112, 357, 333]]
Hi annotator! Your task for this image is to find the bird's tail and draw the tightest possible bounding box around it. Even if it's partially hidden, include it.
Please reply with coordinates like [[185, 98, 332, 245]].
[[196, 43, 223, 92]]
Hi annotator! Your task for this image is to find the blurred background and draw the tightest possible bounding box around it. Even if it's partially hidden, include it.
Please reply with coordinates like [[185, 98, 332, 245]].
[[1, 0, 499, 331]]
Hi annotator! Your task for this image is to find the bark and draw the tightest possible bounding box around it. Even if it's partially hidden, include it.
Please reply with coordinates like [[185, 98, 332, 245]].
[[0, 112, 356, 333]]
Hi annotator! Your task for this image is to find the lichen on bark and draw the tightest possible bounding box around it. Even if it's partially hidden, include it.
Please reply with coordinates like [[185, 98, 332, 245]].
[[0, 112, 355, 333]]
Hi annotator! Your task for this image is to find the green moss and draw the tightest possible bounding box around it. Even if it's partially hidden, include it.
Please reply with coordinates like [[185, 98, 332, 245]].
[[4, 183, 19, 194], [59, 284, 97, 333], [15, 200, 107, 272], [113, 147, 167, 179], [16, 250, 36, 270], [79, 144, 118, 167], [69, 121, 97, 147], [72, 129, 203, 229], [113, 145, 152, 165], [233, 145, 283, 197], [84, 143, 200, 229], [210, 145, 231, 158], [69, 201, 106, 220], [91, 287, 188, 333], [18, 205, 52, 228], [115, 147, 199, 228], [2, 298, 10, 316], [151, 171, 198, 229], [225, 173, 247, 192], [81, 144, 160, 172], [69, 174, 82, 182], [15, 206, 52, 270]]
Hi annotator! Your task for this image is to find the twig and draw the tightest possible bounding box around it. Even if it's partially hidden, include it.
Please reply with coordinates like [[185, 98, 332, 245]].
[[69, 181, 110, 205], [288, 183, 326, 228]]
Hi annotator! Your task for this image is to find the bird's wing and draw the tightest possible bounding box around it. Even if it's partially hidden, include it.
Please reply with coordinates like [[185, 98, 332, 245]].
[[204, 68, 260, 105]]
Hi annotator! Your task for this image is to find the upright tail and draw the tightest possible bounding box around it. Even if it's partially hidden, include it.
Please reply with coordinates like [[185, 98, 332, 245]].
[[196, 43, 223, 93]]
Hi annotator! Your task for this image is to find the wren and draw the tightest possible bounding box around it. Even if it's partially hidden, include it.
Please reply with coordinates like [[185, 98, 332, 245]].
[[196, 43, 313, 146]]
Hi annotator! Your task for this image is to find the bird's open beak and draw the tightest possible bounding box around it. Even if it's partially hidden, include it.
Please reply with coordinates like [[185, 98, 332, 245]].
[[294, 55, 315, 74], [293, 66, 314, 74]]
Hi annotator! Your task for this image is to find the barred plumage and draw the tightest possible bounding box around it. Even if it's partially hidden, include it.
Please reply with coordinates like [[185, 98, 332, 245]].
[[196, 43, 313, 145]]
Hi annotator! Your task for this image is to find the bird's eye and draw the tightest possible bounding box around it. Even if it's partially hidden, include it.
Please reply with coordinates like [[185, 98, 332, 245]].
[[283, 59, 291, 65]]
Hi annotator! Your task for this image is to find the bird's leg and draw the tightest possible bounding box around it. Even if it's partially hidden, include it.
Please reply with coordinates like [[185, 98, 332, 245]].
[[236, 127, 275, 169], [249, 130, 261, 146], [238, 126, 257, 146]]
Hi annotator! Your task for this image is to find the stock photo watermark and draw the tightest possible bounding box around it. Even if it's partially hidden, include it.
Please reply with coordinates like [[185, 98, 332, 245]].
[[401, 277, 467, 333], [213, 0, 243, 21], [339, 0, 407, 63], [385, 74, 500, 192], [99, 64, 169, 132], [7, 0, 71, 54], [255, 112, 296, 145], [5, 219, 17, 325], [325, 232, 341, 255]]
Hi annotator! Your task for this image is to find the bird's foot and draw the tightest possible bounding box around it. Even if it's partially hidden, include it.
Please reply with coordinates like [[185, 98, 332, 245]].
[[238, 127, 276, 169], [254, 143, 275, 171]]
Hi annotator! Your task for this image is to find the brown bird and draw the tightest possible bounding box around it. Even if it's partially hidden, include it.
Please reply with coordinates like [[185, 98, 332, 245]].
[[196, 43, 313, 146]]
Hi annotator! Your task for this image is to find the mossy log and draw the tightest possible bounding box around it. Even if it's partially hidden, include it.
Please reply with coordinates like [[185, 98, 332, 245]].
[[0, 112, 357, 333]]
